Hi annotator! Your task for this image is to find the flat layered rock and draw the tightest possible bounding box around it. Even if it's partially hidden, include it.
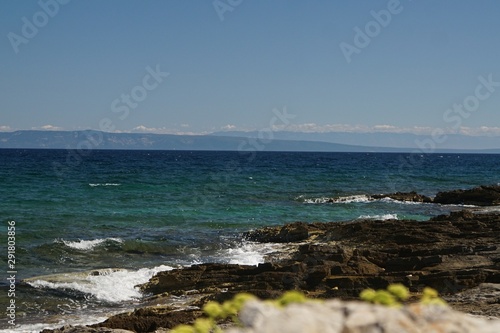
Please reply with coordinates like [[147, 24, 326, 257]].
[[434, 185, 500, 206], [356, 185, 500, 206], [91, 307, 202, 332], [45, 209, 500, 333], [371, 191, 433, 203], [138, 210, 500, 315], [41, 327, 135, 333], [243, 222, 309, 243]]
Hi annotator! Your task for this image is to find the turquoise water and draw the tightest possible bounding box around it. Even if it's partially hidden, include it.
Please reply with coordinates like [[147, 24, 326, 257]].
[[0, 149, 499, 331]]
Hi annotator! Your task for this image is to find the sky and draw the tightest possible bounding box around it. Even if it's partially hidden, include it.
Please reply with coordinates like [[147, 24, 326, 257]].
[[1, 0, 500, 136]]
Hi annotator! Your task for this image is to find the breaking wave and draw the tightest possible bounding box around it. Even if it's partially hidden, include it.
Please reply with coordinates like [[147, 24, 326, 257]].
[[300, 194, 371, 204], [357, 214, 399, 220], [25, 265, 174, 303], [58, 238, 124, 251]]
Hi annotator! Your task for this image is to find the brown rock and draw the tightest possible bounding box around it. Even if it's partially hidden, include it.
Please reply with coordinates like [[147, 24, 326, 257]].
[[41, 327, 134, 333], [141, 210, 500, 304], [91, 307, 202, 332], [434, 185, 500, 206], [371, 191, 433, 203], [244, 222, 309, 243], [45, 209, 500, 332]]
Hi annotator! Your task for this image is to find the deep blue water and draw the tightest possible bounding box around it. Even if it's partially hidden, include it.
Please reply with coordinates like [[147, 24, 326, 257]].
[[0, 149, 499, 331]]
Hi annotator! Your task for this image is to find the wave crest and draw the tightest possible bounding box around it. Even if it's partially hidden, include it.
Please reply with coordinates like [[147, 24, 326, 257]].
[[300, 194, 371, 204], [357, 213, 398, 220], [25, 265, 174, 303], [58, 238, 123, 251]]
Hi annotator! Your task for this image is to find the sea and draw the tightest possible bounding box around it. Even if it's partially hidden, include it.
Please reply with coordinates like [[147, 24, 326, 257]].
[[0, 149, 499, 332]]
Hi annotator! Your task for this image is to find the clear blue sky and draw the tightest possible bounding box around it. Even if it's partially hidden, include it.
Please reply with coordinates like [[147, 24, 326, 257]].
[[1, 0, 500, 136]]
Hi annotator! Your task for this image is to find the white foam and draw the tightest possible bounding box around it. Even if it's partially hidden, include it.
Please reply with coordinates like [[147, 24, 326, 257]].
[[357, 214, 398, 220], [303, 194, 371, 204], [333, 194, 371, 203], [302, 197, 332, 204], [475, 206, 500, 214], [88, 183, 121, 187], [26, 265, 174, 303], [222, 242, 283, 266], [59, 238, 123, 251], [379, 197, 427, 205]]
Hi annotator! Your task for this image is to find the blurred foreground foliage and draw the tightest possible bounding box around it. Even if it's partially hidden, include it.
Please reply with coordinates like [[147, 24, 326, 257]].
[[171, 285, 445, 333], [360, 283, 446, 307], [171, 291, 307, 333]]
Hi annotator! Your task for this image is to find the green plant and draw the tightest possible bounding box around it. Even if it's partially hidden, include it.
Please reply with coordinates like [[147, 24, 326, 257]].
[[170, 291, 308, 333], [420, 286, 447, 306], [359, 284, 446, 307], [274, 290, 308, 307], [171, 285, 446, 332]]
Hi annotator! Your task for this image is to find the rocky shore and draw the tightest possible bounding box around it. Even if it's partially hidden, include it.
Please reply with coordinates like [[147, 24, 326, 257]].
[[362, 184, 500, 206], [42, 185, 500, 333]]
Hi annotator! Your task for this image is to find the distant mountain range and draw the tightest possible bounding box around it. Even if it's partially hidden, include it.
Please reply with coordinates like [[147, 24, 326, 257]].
[[0, 130, 499, 153], [211, 130, 500, 151]]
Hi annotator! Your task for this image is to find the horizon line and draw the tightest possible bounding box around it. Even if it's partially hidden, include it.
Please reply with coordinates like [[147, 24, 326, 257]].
[[2, 126, 500, 137]]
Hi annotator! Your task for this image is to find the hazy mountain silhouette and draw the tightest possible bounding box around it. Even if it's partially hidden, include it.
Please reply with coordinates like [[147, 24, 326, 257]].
[[0, 130, 498, 153]]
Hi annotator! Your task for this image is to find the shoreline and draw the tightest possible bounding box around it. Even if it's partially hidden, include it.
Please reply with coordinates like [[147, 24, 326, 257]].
[[29, 185, 500, 332], [39, 208, 500, 332]]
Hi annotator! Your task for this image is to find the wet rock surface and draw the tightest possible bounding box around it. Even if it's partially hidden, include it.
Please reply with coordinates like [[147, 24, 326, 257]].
[[331, 184, 500, 206], [41, 327, 135, 333], [444, 283, 500, 319], [433, 185, 500, 206], [371, 191, 433, 203], [45, 209, 500, 332], [91, 307, 202, 332], [243, 222, 309, 243]]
